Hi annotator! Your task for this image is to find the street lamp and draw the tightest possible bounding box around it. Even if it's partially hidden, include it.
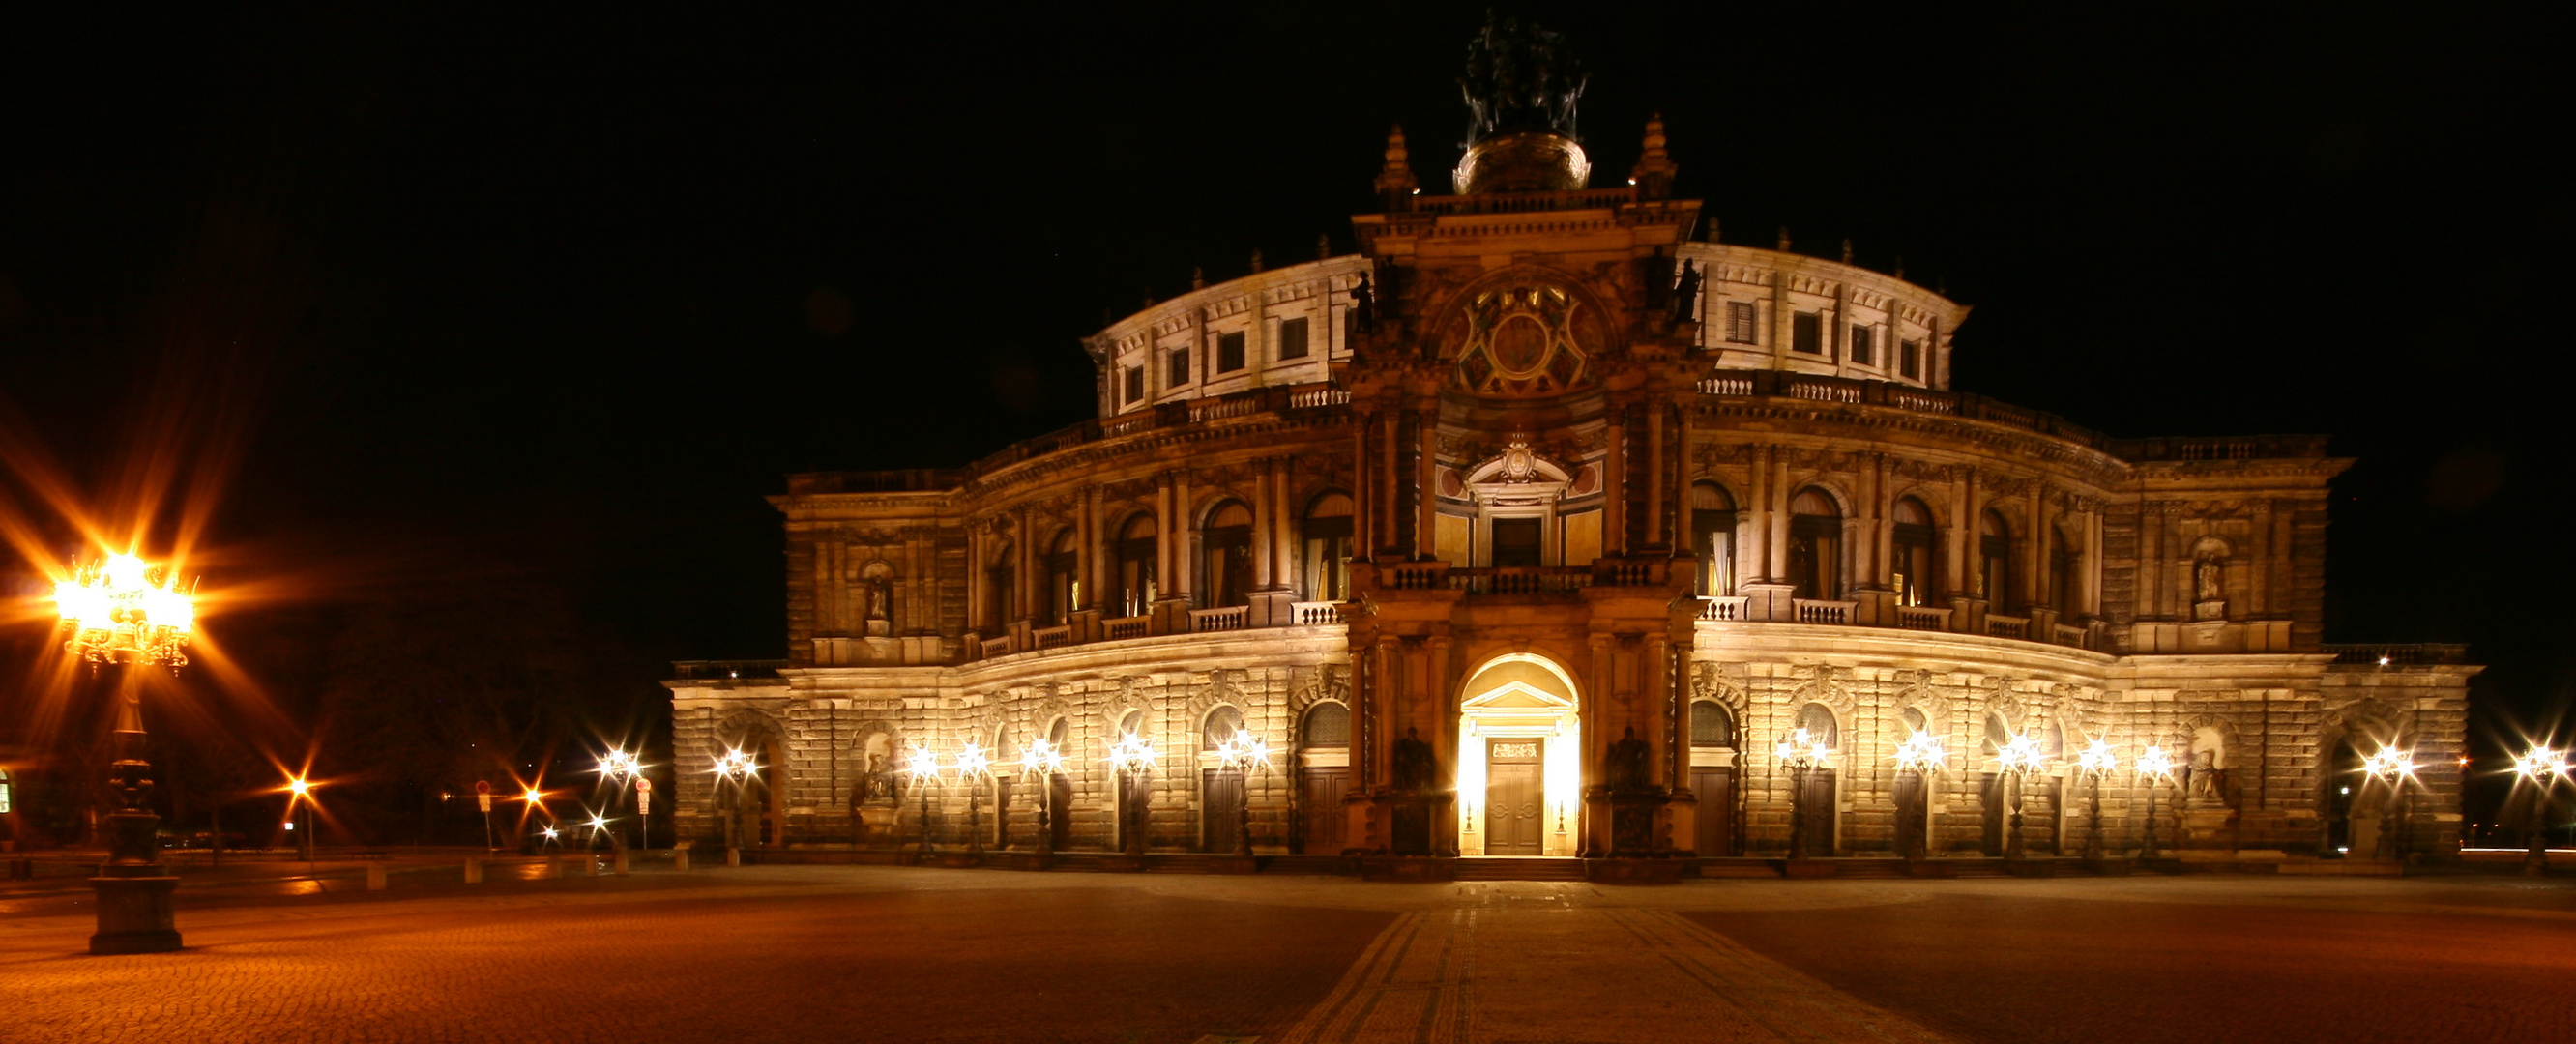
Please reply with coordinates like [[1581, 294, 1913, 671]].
[[903, 744, 943, 859], [956, 741, 992, 858], [2359, 746, 2416, 862], [284, 774, 316, 864], [1772, 728, 1830, 860], [2135, 745, 2176, 862], [55, 550, 197, 955], [1891, 730, 1947, 860], [1213, 731, 1273, 857], [1016, 737, 1068, 857], [1107, 732, 1157, 857], [2510, 744, 2567, 876], [2075, 739, 2121, 861], [597, 749, 653, 850], [1993, 733, 2049, 863], [711, 748, 758, 856]]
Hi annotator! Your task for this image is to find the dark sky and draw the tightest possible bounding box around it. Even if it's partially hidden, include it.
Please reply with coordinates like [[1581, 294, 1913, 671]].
[[3, 8, 2569, 763]]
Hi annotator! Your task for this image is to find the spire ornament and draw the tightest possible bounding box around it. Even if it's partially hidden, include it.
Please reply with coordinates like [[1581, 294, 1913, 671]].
[[1630, 112, 1677, 199], [1374, 124, 1420, 211]]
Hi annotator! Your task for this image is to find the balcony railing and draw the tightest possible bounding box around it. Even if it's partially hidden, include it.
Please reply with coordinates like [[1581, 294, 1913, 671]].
[[1985, 614, 2030, 640], [1104, 615, 1151, 641], [2323, 642, 2471, 665], [1699, 596, 1749, 622], [1290, 600, 1343, 625], [1032, 624, 1074, 651], [1448, 566, 1591, 594], [1188, 606, 1250, 632], [1694, 596, 2101, 652], [1895, 605, 1952, 631], [1793, 599, 1857, 624]]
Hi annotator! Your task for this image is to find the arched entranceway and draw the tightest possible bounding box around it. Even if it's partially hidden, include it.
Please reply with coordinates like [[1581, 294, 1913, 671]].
[[1455, 653, 1582, 856]]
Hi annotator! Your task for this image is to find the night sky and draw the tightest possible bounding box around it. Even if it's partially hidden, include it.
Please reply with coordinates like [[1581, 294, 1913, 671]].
[[2, 8, 2567, 817]]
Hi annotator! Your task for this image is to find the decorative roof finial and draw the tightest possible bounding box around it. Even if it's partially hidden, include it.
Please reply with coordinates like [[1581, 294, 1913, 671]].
[[1316, 233, 1332, 260], [1777, 225, 1793, 251], [1841, 238, 1855, 264], [1375, 124, 1420, 210], [1191, 266, 1206, 290], [1249, 248, 1264, 274], [1629, 112, 1677, 199], [1894, 254, 1907, 280]]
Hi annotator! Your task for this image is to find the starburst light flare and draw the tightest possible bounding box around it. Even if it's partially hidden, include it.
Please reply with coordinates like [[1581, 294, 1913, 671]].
[[1996, 733, 2048, 774], [2361, 747, 2417, 781], [2136, 745, 2175, 780], [1894, 730, 1947, 773], [905, 745, 942, 781], [2512, 746, 2568, 782], [1019, 737, 1066, 776], [1107, 732, 1157, 772], [956, 740, 990, 781], [2078, 738, 2120, 775]]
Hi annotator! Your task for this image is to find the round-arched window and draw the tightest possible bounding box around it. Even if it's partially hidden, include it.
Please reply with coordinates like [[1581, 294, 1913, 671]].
[[1689, 702, 1735, 747], [1795, 703, 1839, 748], [1202, 706, 1244, 749], [1301, 704, 1350, 748]]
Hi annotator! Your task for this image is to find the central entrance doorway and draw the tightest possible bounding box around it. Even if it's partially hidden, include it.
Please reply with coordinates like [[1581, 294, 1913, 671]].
[[1456, 653, 1581, 856], [1483, 740, 1544, 855]]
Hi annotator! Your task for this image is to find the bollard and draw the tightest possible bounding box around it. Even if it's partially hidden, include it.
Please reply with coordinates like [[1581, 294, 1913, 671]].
[[613, 850, 629, 877], [672, 849, 689, 871], [725, 846, 742, 867], [462, 857, 483, 884], [366, 862, 388, 891]]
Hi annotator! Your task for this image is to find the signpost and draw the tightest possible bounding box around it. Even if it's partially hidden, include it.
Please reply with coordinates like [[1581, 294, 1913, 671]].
[[475, 780, 494, 852], [635, 777, 652, 849]]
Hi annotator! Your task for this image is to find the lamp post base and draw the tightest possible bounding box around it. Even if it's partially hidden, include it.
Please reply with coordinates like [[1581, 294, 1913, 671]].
[[90, 871, 182, 955]]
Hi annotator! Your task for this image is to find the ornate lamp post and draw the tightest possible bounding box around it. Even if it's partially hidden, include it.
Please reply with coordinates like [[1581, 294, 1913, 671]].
[[2510, 744, 2567, 876], [55, 551, 197, 955], [1107, 731, 1157, 857], [903, 744, 943, 859], [1214, 731, 1273, 857], [1772, 728, 1829, 860], [956, 741, 992, 857], [1017, 738, 1068, 857], [2135, 745, 2175, 862], [2075, 739, 2121, 861], [2359, 746, 2417, 862], [711, 748, 758, 856], [1993, 733, 2049, 864], [598, 749, 648, 850], [1892, 730, 1947, 860], [284, 774, 316, 865]]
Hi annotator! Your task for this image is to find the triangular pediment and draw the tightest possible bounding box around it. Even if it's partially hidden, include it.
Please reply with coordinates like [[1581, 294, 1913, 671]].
[[1462, 681, 1575, 712]]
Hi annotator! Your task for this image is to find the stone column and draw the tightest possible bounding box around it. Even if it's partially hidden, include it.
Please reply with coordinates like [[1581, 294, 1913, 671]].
[[1646, 402, 1666, 551], [1416, 404, 1439, 561], [1604, 401, 1627, 557]]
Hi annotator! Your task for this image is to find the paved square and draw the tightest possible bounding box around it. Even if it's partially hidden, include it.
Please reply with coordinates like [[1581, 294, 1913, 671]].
[[4, 865, 2567, 1043]]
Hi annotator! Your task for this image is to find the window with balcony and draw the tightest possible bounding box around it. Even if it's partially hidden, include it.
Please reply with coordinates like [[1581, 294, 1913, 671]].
[[1202, 501, 1253, 608], [1216, 331, 1246, 373], [1042, 529, 1079, 625], [984, 542, 1016, 632], [1115, 514, 1157, 619], [1900, 339, 1921, 379], [2051, 537, 2078, 618], [1787, 488, 1841, 599], [1891, 497, 1938, 607], [1278, 316, 1309, 360], [1124, 364, 1145, 406], [1792, 312, 1824, 355], [1491, 517, 1543, 568], [1850, 324, 1874, 366], [1302, 492, 1354, 600], [1690, 481, 1736, 595], [1168, 348, 1190, 388], [1979, 509, 2013, 608], [1725, 301, 1758, 344]]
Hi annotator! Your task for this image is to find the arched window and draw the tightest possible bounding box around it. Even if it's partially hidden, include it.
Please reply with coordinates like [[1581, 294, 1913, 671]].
[[1690, 482, 1737, 596], [1795, 703, 1839, 748], [1982, 711, 2012, 755], [1301, 703, 1350, 748], [1048, 717, 1068, 749], [1979, 509, 2013, 609], [1115, 515, 1157, 619], [1891, 497, 1938, 608], [1788, 489, 1842, 600], [1119, 710, 1146, 740], [1900, 707, 1928, 733], [992, 723, 1018, 764], [1202, 706, 1245, 749], [1202, 501, 1254, 609], [2050, 519, 2081, 618], [1042, 529, 1080, 625], [1689, 702, 1735, 747], [1302, 492, 1354, 601]]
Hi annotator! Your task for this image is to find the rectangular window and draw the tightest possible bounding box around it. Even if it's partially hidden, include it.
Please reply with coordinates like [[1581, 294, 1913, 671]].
[[1725, 302, 1757, 344], [1900, 338, 1921, 379], [1123, 365, 1144, 406], [1792, 312, 1823, 355], [1277, 316, 1309, 360], [1168, 348, 1190, 388], [1491, 517, 1543, 568], [1216, 331, 1245, 373], [1850, 325, 1874, 366]]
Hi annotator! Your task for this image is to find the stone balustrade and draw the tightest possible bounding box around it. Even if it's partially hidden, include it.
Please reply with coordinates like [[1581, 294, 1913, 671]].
[[1699, 596, 2100, 652], [1187, 606, 1250, 632]]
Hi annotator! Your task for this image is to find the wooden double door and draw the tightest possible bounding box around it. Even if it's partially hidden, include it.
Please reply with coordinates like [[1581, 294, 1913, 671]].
[[1689, 768, 1734, 857], [1483, 740, 1545, 856]]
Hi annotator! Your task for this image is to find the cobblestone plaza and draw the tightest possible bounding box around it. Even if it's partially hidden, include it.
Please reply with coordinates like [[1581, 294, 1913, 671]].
[[4, 863, 2568, 1043]]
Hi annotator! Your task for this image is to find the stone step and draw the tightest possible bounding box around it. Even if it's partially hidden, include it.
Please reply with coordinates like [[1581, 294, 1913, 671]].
[[1455, 857, 1587, 881]]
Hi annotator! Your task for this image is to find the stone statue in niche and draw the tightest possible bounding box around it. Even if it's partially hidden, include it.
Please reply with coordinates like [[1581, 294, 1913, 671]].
[[2194, 556, 2224, 603], [1390, 727, 1436, 792], [1668, 259, 1702, 324], [863, 753, 893, 802], [1606, 726, 1652, 791], [860, 563, 894, 638], [1350, 273, 1375, 333], [2186, 749, 2225, 802]]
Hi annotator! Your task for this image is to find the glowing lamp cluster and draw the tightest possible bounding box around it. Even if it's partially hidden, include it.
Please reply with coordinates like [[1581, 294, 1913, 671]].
[[1892, 731, 1947, 773], [1994, 733, 2049, 775], [53, 552, 197, 666], [1773, 727, 1830, 769], [2135, 745, 2176, 780], [2513, 746, 2569, 783], [711, 748, 759, 782], [1107, 732, 1158, 774], [1215, 731, 1273, 773], [1017, 737, 1068, 777], [2361, 747, 2417, 783], [599, 749, 644, 781], [2076, 739, 2122, 776]]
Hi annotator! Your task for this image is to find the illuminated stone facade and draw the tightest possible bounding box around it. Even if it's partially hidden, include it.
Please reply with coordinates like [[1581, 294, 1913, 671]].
[[667, 77, 2475, 876]]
